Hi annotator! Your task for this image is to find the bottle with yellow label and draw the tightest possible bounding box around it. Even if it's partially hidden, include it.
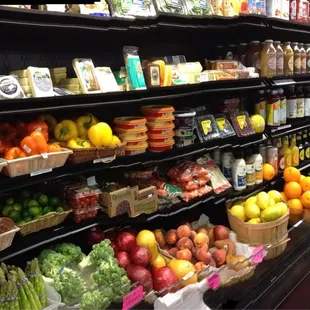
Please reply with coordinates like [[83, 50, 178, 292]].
[[267, 90, 280, 126], [297, 131, 304, 163], [304, 130, 310, 160], [282, 136, 292, 168], [290, 134, 299, 167]]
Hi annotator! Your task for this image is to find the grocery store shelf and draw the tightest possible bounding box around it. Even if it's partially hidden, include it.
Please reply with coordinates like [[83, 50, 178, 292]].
[[0, 78, 266, 115]]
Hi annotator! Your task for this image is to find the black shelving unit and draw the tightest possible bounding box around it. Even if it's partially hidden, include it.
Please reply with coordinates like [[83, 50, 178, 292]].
[[0, 6, 310, 310]]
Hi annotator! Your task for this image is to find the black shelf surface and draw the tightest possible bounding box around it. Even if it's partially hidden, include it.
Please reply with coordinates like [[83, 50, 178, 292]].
[[0, 78, 265, 115]]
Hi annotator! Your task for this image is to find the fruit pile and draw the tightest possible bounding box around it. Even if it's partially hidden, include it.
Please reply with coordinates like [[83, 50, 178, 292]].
[[230, 189, 288, 223], [0, 189, 63, 225], [154, 223, 249, 271], [282, 167, 310, 221]]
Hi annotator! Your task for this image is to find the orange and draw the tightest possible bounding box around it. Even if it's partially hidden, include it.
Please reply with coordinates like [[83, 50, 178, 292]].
[[263, 163, 276, 181], [283, 167, 301, 183], [287, 199, 303, 215], [281, 192, 288, 202], [284, 181, 302, 199], [300, 176, 310, 192], [301, 191, 310, 208], [300, 175, 306, 181], [303, 209, 310, 224]]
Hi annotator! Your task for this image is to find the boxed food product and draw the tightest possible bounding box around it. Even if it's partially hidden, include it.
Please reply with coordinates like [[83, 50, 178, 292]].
[[185, 0, 214, 15], [154, 0, 188, 14], [266, 0, 282, 18], [230, 111, 255, 137], [109, 0, 156, 17], [131, 186, 158, 216], [196, 114, 220, 142], [215, 114, 236, 138]]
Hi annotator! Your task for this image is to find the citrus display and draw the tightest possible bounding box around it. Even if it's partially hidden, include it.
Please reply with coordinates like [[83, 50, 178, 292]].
[[261, 205, 282, 222], [268, 190, 282, 203], [247, 218, 261, 224], [287, 199, 303, 215], [284, 181, 302, 199], [263, 163, 275, 181], [300, 176, 310, 192], [231, 205, 246, 221], [244, 203, 260, 219], [281, 192, 288, 202], [256, 192, 269, 210], [283, 167, 301, 183], [301, 191, 310, 209], [243, 196, 257, 208], [274, 202, 288, 216]]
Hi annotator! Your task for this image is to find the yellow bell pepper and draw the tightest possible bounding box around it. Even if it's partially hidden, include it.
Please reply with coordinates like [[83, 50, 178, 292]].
[[38, 114, 57, 134], [67, 138, 91, 148], [76, 114, 98, 139], [54, 120, 78, 142], [87, 122, 113, 147]]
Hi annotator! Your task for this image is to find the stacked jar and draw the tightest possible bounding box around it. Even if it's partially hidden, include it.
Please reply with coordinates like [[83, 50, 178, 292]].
[[141, 105, 175, 152], [173, 111, 196, 148], [113, 116, 148, 155]]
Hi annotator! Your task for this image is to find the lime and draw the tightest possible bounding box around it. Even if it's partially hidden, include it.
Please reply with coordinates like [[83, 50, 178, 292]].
[[28, 206, 42, 217], [24, 216, 33, 222], [42, 206, 53, 215], [23, 199, 30, 208], [17, 220, 26, 225], [5, 198, 14, 205], [20, 190, 31, 200], [32, 192, 42, 201], [27, 200, 39, 209], [2, 205, 13, 217], [38, 195, 48, 206], [49, 196, 60, 208], [56, 206, 65, 213], [22, 210, 29, 218], [12, 203, 22, 212], [8, 210, 20, 222]]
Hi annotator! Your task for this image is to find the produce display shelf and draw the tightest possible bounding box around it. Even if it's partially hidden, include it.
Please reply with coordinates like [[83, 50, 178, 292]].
[[0, 78, 266, 115], [0, 133, 264, 194], [203, 223, 310, 309]]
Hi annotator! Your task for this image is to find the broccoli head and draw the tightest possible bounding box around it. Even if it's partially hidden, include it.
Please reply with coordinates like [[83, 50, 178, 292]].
[[53, 243, 85, 264], [38, 250, 67, 278], [80, 288, 113, 310], [54, 268, 87, 304]]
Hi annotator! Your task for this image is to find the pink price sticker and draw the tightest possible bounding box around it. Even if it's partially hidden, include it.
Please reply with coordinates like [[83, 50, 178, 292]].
[[251, 245, 264, 264], [207, 272, 221, 290], [122, 285, 143, 310]]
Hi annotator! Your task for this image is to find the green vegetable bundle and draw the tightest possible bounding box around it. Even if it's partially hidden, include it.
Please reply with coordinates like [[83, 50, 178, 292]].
[[0, 279, 19, 310]]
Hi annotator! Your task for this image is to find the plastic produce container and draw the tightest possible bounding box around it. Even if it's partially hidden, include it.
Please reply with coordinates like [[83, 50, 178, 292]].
[[44, 283, 61, 310], [174, 111, 196, 128], [65, 185, 100, 210], [73, 206, 100, 223]]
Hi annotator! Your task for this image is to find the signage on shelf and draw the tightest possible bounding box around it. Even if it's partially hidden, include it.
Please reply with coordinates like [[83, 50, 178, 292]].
[[207, 272, 221, 290], [30, 168, 52, 177], [251, 245, 264, 264], [122, 285, 143, 310]]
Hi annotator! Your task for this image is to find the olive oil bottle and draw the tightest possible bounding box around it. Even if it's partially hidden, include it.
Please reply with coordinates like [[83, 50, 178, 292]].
[[290, 134, 299, 167]]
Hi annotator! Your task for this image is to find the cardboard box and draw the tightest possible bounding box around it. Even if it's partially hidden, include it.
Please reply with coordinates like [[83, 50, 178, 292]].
[[101, 185, 158, 218]]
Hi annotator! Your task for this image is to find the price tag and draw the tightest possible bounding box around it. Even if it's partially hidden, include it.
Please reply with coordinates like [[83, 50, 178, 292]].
[[41, 153, 48, 159], [182, 271, 195, 281], [87, 176, 97, 186], [207, 272, 221, 290], [30, 168, 52, 177], [251, 245, 264, 264], [122, 285, 143, 310]]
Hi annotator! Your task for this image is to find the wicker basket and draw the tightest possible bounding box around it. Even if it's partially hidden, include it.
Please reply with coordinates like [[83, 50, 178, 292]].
[[0, 217, 20, 251], [3, 148, 72, 178], [227, 209, 289, 260], [18, 210, 72, 236], [67, 142, 126, 164]]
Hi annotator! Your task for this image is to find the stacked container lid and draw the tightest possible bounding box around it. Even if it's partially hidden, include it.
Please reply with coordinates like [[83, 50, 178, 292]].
[[141, 105, 175, 152], [113, 117, 148, 155], [173, 110, 196, 147]]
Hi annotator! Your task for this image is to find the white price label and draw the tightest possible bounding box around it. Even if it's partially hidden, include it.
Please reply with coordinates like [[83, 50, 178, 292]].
[[41, 153, 48, 159], [30, 168, 52, 177], [182, 271, 194, 281]]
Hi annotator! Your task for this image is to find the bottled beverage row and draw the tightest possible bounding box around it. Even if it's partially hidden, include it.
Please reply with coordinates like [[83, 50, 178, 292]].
[[254, 86, 310, 127], [213, 131, 310, 191], [217, 40, 310, 77]]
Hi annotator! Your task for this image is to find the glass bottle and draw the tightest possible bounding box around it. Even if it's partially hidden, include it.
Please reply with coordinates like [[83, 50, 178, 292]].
[[237, 43, 247, 66], [299, 43, 306, 74], [286, 85, 297, 119], [292, 42, 301, 75], [304, 130, 310, 160], [297, 131, 304, 163], [244, 148, 255, 189], [296, 86, 305, 118], [246, 41, 262, 74], [254, 90, 267, 119], [283, 41, 294, 76], [226, 44, 236, 60], [303, 85, 310, 117], [261, 40, 276, 77], [282, 136, 292, 168], [267, 89, 280, 126], [290, 134, 299, 167], [252, 145, 263, 185], [276, 137, 285, 171], [278, 88, 286, 124], [274, 41, 284, 76]]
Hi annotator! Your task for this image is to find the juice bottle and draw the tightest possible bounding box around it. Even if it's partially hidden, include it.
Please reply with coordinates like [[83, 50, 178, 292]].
[[297, 131, 304, 163], [274, 41, 284, 76], [267, 142, 278, 174], [290, 133, 300, 167], [278, 88, 286, 124], [246, 41, 262, 74], [304, 130, 310, 160], [286, 85, 297, 119], [299, 43, 306, 74], [261, 40, 276, 77], [276, 137, 285, 170], [305, 43, 310, 74], [254, 90, 267, 119], [292, 42, 301, 75], [282, 135, 292, 167], [303, 85, 310, 117], [267, 89, 280, 126], [296, 86, 305, 118], [283, 41, 294, 76]]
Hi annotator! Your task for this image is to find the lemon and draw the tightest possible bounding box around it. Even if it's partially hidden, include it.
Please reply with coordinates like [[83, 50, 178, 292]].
[[231, 205, 246, 221], [109, 135, 121, 147], [261, 206, 282, 222], [244, 196, 257, 209], [268, 190, 282, 203], [268, 198, 276, 207], [275, 202, 288, 216], [244, 203, 261, 219], [250, 114, 265, 133], [256, 192, 270, 210], [247, 218, 261, 224]]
